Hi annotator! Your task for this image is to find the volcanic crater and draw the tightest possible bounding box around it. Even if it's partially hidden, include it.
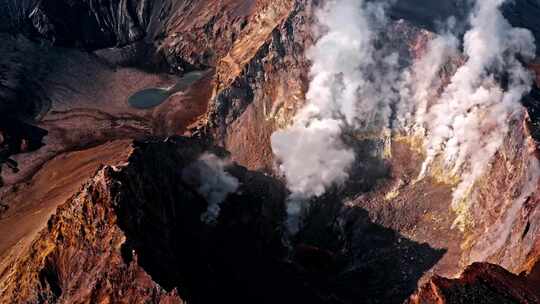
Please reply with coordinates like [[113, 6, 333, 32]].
[[2, 0, 540, 304]]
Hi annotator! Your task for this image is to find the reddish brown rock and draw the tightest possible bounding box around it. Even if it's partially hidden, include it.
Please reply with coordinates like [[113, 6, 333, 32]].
[[0, 139, 185, 303], [408, 263, 540, 304], [2, 1, 540, 303], [0, 137, 290, 303]]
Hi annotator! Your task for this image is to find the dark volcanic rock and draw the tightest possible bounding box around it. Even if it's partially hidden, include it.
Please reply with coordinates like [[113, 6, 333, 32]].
[[0, 137, 451, 304], [0, 34, 52, 119], [4, 0, 153, 48], [0, 137, 288, 303], [2, 0, 264, 71]]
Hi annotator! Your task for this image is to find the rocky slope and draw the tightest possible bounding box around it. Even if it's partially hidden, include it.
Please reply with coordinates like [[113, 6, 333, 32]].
[[2, 0, 540, 303], [0, 0, 302, 185], [408, 262, 540, 304], [0, 137, 445, 304], [0, 137, 484, 304], [0, 137, 288, 303], [203, 2, 540, 283]]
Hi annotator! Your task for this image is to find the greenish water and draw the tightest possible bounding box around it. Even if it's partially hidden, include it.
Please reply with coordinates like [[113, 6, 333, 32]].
[[128, 88, 170, 109], [128, 70, 208, 109], [170, 70, 207, 92]]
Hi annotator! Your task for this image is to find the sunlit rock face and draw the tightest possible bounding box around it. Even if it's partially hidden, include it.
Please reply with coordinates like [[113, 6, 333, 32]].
[[459, 114, 540, 271], [407, 262, 540, 304], [206, 0, 311, 172]]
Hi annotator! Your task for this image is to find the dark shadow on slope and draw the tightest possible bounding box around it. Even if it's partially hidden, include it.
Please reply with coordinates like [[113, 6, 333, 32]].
[[522, 85, 540, 142], [2, 0, 196, 73], [0, 34, 53, 120], [110, 137, 316, 303], [2, 0, 146, 49], [296, 192, 447, 304], [390, 0, 471, 35], [342, 136, 391, 196], [391, 0, 540, 55], [0, 117, 47, 188], [111, 137, 446, 304]]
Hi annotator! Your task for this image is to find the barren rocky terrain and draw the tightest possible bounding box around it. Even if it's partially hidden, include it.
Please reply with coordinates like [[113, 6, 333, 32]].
[[2, 0, 540, 303]]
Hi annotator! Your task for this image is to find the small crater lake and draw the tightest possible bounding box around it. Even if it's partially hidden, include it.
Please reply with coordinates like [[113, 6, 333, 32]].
[[128, 70, 208, 109]]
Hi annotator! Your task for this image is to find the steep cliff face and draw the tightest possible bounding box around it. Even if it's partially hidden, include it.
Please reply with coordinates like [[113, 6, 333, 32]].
[[0, 140, 133, 265], [457, 115, 539, 273], [408, 262, 540, 304], [207, 0, 311, 171], [0, 137, 289, 303], [0, 167, 184, 303], [3, 0, 293, 72], [0, 137, 459, 304], [4, 0, 156, 49]]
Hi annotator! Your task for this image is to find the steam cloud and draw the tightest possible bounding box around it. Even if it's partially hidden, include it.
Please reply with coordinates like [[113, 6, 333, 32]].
[[412, 0, 536, 228], [272, 0, 537, 232], [182, 153, 239, 224], [396, 27, 460, 132], [271, 0, 399, 204]]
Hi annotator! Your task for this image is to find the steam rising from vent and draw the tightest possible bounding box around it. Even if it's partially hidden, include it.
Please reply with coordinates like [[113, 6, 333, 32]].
[[415, 0, 536, 228], [271, 0, 538, 232], [271, 0, 399, 203], [396, 29, 460, 132], [182, 153, 239, 224]]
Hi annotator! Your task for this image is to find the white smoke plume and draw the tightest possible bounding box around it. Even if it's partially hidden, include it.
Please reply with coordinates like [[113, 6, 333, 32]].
[[271, 0, 537, 233], [182, 153, 239, 224], [271, 0, 399, 204], [396, 26, 460, 132], [411, 0, 536, 228]]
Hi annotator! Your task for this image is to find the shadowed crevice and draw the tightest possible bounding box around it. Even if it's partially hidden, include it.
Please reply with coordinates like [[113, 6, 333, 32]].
[[111, 137, 446, 304]]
